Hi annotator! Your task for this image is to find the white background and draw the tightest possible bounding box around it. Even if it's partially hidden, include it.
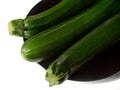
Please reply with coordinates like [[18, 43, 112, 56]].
[[0, 0, 120, 90]]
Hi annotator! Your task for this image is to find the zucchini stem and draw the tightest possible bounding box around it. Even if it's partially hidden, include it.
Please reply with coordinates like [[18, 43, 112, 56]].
[[45, 65, 68, 86], [8, 19, 25, 37]]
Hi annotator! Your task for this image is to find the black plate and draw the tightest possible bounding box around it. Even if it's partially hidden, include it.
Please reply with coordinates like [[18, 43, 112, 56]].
[[27, 0, 120, 82]]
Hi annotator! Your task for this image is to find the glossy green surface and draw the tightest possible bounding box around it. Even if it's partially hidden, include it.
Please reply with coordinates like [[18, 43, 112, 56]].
[[21, 0, 120, 62], [24, 0, 97, 29], [46, 13, 120, 86]]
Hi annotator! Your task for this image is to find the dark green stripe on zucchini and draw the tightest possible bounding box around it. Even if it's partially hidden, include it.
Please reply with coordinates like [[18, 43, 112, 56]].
[[46, 12, 120, 86], [21, 0, 120, 62]]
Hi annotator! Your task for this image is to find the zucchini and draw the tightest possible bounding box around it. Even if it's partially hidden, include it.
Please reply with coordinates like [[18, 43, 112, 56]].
[[21, 0, 120, 62], [8, 0, 97, 37], [46, 13, 120, 86]]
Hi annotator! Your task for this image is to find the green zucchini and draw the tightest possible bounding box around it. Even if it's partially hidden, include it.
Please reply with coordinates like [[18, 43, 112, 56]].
[[24, 0, 97, 29], [21, 0, 120, 62], [46, 13, 120, 86], [8, 0, 97, 37]]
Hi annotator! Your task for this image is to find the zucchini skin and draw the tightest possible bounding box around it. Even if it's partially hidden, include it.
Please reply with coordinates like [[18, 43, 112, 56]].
[[46, 13, 120, 86], [21, 0, 120, 62], [24, 29, 40, 39], [24, 0, 97, 30]]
